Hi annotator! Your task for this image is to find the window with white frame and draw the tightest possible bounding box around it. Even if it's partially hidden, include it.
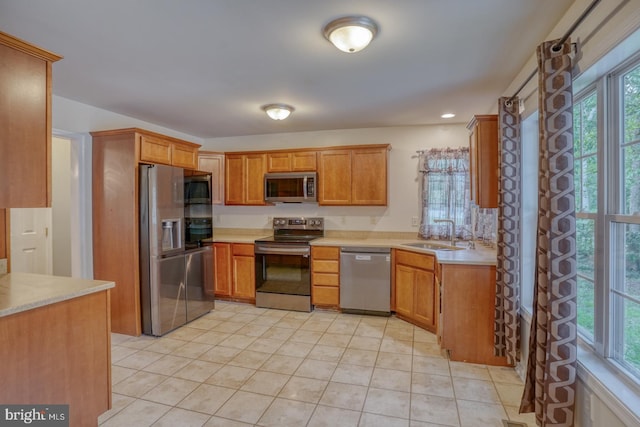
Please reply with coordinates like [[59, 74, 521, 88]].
[[521, 52, 640, 386]]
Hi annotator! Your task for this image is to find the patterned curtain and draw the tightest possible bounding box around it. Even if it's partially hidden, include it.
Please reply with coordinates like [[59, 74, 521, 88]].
[[520, 39, 578, 426], [494, 96, 522, 366], [418, 148, 472, 241]]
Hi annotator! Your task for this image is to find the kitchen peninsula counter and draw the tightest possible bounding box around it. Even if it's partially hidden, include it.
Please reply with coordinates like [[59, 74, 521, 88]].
[[0, 273, 114, 427], [0, 272, 114, 317]]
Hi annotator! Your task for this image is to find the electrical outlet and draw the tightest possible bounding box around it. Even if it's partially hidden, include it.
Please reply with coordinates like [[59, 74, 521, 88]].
[[370, 216, 377, 224], [411, 216, 419, 227]]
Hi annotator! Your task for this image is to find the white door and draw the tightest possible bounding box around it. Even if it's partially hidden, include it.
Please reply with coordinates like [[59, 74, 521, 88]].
[[10, 208, 52, 274]]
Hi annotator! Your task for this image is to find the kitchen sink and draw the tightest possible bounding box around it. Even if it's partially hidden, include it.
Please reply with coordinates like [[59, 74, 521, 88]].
[[401, 242, 464, 251]]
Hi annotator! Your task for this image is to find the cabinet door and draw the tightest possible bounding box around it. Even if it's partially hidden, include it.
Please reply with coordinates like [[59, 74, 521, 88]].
[[468, 115, 498, 208], [317, 150, 351, 205], [198, 153, 225, 205], [0, 40, 58, 208], [267, 152, 291, 172], [414, 269, 437, 332], [139, 134, 172, 165], [172, 141, 198, 170], [225, 155, 245, 205], [232, 254, 255, 299], [394, 264, 415, 318], [351, 147, 387, 205], [291, 151, 317, 171], [213, 243, 232, 297], [244, 153, 267, 205]]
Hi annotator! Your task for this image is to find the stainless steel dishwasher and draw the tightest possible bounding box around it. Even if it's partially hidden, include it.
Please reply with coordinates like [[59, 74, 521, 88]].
[[340, 246, 391, 316]]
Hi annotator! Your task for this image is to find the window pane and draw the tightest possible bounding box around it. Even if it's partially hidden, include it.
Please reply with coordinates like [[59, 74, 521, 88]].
[[620, 297, 640, 376], [623, 143, 640, 215], [582, 92, 598, 154], [577, 218, 595, 279], [575, 160, 582, 211], [623, 223, 640, 299], [577, 217, 595, 340], [577, 276, 595, 339], [583, 155, 598, 212], [623, 64, 640, 144]]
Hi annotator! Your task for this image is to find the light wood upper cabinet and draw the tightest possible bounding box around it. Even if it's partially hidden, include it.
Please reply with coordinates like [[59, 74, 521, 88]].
[[351, 147, 388, 205], [198, 152, 225, 205], [0, 31, 62, 208], [467, 115, 498, 208], [317, 150, 352, 205], [317, 145, 389, 206], [267, 150, 318, 172], [224, 153, 267, 205], [137, 130, 200, 170]]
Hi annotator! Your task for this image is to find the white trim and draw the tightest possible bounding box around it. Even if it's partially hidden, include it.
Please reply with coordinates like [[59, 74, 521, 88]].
[[577, 341, 640, 427], [53, 129, 93, 279]]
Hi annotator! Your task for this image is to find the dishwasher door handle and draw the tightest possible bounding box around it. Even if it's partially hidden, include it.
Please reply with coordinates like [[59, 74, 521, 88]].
[[355, 255, 372, 261]]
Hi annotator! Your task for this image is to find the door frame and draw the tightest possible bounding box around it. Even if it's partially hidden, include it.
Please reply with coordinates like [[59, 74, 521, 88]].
[[53, 129, 93, 279]]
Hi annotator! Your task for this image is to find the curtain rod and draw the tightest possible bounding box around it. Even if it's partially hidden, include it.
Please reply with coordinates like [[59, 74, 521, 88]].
[[506, 0, 602, 104]]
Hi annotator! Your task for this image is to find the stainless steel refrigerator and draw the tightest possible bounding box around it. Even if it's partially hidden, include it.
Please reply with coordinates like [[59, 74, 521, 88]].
[[140, 164, 214, 336]]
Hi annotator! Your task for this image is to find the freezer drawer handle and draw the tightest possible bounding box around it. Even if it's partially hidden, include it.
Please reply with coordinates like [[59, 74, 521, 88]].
[[355, 255, 372, 261]]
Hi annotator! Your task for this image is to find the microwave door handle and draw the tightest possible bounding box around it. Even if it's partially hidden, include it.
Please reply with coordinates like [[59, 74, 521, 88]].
[[303, 176, 308, 199]]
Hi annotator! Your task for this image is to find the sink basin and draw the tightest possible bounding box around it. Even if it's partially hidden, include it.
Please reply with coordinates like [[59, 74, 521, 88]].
[[401, 242, 463, 251]]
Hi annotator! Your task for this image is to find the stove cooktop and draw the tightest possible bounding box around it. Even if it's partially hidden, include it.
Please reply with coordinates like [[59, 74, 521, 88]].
[[255, 216, 324, 245]]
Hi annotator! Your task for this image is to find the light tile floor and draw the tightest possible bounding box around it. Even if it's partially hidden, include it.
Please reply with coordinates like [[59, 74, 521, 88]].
[[99, 300, 537, 427]]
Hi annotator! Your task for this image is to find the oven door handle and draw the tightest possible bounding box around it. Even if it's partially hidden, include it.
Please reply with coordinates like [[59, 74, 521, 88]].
[[255, 245, 310, 256]]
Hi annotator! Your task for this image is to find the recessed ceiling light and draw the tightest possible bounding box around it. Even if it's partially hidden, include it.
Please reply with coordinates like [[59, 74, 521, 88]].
[[441, 113, 456, 119]]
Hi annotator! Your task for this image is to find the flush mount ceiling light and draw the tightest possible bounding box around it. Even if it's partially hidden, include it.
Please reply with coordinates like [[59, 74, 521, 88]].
[[441, 113, 456, 119], [323, 15, 378, 53], [262, 104, 294, 120]]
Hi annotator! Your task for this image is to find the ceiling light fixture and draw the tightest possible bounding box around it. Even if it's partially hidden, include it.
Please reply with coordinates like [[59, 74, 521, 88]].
[[323, 15, 378, 53], [441, 113, 456, 119], [262, 104, 294, 120]]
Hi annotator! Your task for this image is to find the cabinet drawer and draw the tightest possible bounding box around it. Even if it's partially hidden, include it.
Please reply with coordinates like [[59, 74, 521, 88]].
[[395, 250, 435, 271], [140, 135, 171, 165], [312, 285, 339, 306], [312, 246, 339, 260], [313, 272, 339, 287], [232, 243, 254, 256], [313, 259, 339, 273]]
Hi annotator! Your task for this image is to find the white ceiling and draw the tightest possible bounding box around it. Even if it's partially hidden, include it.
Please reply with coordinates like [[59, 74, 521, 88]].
[[0, 0, 574, 139]]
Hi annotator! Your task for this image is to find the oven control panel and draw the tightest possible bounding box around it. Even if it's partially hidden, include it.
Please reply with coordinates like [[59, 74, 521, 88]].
[[273, 217, 324, 230]]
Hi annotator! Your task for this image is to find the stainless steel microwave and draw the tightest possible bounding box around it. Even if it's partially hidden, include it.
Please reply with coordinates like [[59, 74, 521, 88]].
[[264, 172, 317, 203]]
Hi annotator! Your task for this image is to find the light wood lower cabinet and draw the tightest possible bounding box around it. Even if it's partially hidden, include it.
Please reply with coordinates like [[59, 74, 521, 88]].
[[311, 246, 340, 307], [440, 263, 510, 366], [213, 242, 255, 302], [393, 249, 438, 333], [0, 289, 112, 426]]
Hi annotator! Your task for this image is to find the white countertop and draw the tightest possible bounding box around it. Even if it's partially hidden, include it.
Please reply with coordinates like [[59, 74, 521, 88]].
[[209, 228, 497, 266], [0, 273, 115, 317], [311, 237, 497, 265]]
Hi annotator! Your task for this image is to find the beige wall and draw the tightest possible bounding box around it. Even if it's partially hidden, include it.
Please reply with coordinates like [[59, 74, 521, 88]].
[[200, 125, 469, 232]]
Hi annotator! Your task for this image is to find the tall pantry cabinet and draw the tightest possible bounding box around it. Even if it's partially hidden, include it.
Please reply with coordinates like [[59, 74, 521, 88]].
[[0, 32, 62, 269], [91, 128, 200, 335]]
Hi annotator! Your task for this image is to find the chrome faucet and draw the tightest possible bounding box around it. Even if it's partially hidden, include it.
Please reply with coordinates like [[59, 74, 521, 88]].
[[434, 219, 456, 247]]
